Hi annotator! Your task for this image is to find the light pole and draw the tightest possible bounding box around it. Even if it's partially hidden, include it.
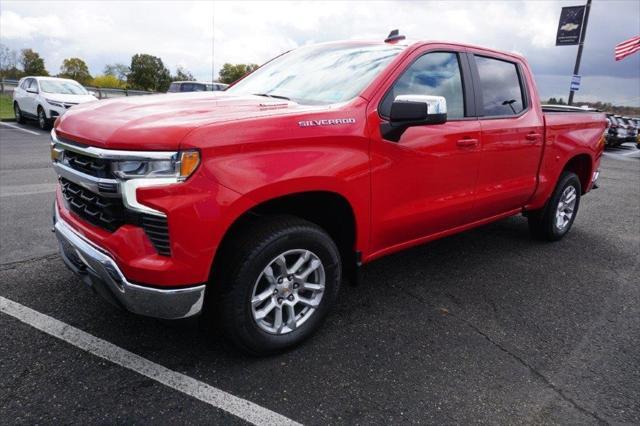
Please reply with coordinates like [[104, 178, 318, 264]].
[[568, 0, 592, 105]]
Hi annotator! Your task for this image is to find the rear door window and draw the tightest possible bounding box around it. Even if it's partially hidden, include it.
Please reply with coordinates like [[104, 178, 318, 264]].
[[475, 56, 525, 117]]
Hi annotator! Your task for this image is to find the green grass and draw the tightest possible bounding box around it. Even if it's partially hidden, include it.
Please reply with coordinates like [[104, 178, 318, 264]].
[[0, 93, 14, 120]]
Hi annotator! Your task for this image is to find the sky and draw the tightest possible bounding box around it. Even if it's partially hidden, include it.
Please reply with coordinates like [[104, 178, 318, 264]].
[[1, 0, 639, 105]]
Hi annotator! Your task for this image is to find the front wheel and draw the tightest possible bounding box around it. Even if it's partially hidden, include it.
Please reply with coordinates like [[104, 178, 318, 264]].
[[37, 107, 51, 130], [528, 171, 581, 241], [211, 216, 341, 355], [14, 103, 25, 124]]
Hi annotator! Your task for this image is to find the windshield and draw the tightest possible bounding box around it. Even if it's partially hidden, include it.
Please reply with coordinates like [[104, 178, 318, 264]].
[[40, 80, 88, 95], [226, 43, 404, 105]]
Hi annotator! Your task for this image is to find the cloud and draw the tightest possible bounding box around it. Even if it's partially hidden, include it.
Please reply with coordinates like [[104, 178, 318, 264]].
[[0, 10, 66, 39], [0, 0, 638, 105]]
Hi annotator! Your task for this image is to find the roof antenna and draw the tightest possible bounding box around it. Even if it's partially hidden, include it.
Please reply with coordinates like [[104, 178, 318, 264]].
[[385, 29, 406, 43]]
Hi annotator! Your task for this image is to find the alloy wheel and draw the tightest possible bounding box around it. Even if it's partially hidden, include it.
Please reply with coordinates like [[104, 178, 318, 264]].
[[251, 249, 325, 335], [38, 110, 46, 129], [555, 185, 577, 231]]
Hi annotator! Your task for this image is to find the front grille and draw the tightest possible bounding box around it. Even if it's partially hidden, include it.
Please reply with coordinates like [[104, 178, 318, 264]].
[[141, 215, 171, 256], [60, 178, 172, 256], [64, 150, 113, 178], [60, 178, 125, 232]]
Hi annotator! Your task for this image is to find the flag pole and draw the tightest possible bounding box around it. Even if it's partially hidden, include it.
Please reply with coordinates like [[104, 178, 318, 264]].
[[568, 0, 592, 105]]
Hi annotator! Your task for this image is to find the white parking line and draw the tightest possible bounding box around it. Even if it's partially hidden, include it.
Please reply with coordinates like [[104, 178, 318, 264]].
[[0, 122, 43, 136], [0, 296, 301, 426]]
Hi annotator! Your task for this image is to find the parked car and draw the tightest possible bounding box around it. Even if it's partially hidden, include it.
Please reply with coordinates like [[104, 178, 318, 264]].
[[633, 118, 640, 149], [609, 115, 629, 146], [13, 76, 98, 130], [50, 35, 606, 355], [605, 114, 620, 146], [621, 116, 638, 142], [167, 81, 228, 93]]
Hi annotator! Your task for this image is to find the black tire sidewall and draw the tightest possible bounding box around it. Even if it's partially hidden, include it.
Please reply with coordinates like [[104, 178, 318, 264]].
[[38, 108, 49, 130], [14, 103, 24, 123], [224, 224, 341, 354], [546, 172, 581, 239]]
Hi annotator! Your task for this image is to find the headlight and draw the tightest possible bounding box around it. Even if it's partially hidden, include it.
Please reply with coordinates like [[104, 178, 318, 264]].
[[46, 99, 64, 107], [111, 151, 200, 181]]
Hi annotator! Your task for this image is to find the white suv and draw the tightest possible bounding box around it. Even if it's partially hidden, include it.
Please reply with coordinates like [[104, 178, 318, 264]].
[[13, 76, 98, 130]]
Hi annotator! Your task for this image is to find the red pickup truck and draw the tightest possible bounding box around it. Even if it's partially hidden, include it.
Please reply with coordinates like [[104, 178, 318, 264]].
[[51, 36, 605, 354]]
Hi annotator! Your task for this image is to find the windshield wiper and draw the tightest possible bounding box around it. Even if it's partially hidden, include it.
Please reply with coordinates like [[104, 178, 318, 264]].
[[252, 93, 291, 101]]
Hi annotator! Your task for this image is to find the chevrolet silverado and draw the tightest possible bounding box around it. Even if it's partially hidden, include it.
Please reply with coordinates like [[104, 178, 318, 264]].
[[51, 34, 606, 354]]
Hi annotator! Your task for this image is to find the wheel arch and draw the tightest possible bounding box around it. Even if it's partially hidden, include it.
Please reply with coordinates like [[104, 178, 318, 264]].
[[562, 153, 592, 194], [211, 190, 361, 286]]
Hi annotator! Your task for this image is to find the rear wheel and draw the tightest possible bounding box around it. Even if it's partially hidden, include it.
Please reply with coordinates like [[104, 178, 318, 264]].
[[37, 106, 51, 130], [14, 103, 25, 124], [528, 171, 581, 241], [210, 216, 341, 355]]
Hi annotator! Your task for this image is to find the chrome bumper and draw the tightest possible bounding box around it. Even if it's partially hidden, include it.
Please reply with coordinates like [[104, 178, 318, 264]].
[[53, 203, 205, 319]]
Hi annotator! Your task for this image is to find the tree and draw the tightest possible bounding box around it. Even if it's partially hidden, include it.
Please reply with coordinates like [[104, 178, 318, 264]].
[[218, 63, 259, 84], [58, 57, 93, 85], [104, 63, 130, 81], [173, 66, 194, 81], [0, 44, 22, 79], [127, 54, 171, 91], [20, 48, 48, 76], [92, 74, 125, 89]]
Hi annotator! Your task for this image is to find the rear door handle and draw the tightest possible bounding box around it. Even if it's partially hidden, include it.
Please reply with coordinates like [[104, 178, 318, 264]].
[[456, 138, 479, 148], [526, 133, 541, 141]]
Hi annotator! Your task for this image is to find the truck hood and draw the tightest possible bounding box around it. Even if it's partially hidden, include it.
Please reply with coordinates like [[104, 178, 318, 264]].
[[54, 92, 326, 150]]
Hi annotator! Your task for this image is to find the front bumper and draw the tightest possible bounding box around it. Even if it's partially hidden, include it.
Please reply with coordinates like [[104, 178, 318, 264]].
[[47, 104, 67, 120], [53, 202, 205, 319]]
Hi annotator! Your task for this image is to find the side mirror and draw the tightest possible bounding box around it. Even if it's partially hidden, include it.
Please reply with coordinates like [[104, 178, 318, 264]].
[[381, 95, 447, 142], [26, 87, 38, 94]]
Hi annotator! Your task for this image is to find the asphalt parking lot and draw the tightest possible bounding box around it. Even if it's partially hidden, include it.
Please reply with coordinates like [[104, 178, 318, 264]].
[[1, 121, 639, 425]]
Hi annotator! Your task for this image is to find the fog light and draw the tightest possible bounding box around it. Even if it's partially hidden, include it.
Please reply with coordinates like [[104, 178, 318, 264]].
[[51, 144, 63, 162]]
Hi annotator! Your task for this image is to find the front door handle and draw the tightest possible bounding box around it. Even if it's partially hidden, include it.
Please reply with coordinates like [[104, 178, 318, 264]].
[[525, 132, 541, 142], [456, 138, 479, 148]]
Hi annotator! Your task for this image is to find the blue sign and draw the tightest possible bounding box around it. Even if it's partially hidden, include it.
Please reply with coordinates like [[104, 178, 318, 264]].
[[570, 74, 581, 91]]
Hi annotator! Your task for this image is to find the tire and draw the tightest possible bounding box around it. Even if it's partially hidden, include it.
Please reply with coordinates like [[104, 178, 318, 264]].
[[37, 106, 51, 130], [210, 215, 341, 355], [528, 171, 581, 241], [14, 103, 25, 124]]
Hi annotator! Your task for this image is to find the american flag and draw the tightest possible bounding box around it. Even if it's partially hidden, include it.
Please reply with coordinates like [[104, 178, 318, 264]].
[[615, 35, 640, 61]]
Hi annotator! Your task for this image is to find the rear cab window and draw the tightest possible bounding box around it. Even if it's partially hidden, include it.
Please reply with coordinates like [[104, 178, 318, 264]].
[[474, 55, 526, 117]]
